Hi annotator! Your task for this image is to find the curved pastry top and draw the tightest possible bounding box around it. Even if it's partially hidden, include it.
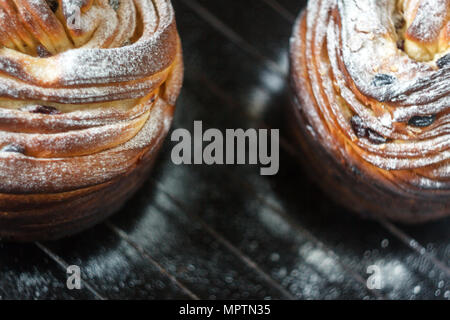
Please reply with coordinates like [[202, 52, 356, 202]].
[[0, 0, 183, 194], [291, 0, 450, 197], [0, 0, 178, 101]]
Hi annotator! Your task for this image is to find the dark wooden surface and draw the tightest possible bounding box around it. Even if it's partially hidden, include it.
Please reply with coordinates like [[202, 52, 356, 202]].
[[0, 0, 449, 300]]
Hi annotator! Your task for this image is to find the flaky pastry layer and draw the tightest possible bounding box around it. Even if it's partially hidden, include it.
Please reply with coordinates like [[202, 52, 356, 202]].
[[290, 0, 450, 222]]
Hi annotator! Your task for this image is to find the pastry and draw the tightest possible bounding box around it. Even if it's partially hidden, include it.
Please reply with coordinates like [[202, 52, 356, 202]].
[[289, 0, 449, 223], [0, 0, 183, 241]]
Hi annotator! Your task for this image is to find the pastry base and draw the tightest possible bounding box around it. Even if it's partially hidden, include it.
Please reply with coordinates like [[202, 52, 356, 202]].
[[288, 90, 449, 224], [0, 108, 172, 242]]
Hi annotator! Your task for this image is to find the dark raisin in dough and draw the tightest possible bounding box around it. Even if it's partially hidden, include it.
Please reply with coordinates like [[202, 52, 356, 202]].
[[1, 144, 25, 154], [21, 105, 61, 115], [408, 115, 436, 128], [372, 74, 396, 86], [437, 54, 450, 69]]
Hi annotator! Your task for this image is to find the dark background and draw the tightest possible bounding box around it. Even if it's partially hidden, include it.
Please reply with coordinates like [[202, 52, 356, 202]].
[[0, 0, 448, 300]]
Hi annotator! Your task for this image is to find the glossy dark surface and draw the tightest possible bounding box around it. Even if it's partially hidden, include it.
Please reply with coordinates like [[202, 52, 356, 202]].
[[0, 0, 448, 300]]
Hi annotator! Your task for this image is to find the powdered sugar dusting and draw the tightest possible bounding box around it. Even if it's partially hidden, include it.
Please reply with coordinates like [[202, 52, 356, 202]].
[[290, 0, 450, 195], [0, 0, 183, 194]]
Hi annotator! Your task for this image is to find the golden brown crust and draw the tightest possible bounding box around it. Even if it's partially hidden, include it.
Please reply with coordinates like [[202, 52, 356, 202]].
[[0, 0, 183, 241], [290, 0, 450, 223]]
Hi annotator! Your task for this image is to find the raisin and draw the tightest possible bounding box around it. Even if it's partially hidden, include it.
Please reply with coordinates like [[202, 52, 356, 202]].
[[109, 0, 120, 10], [367, 130, 388, 144], [1, 144, 25, 154], [408, 115, 436, 127], [372, 74, 396, 86], [436, 54, 450, 69], [350, 115, 367, 138], [395, 17, 406, 30], [351, 166, 362, 177], [21, 105, 61, 115], [351, 115, 388, 144], [36, 45, 52, 58], [46, 0, 59, 12]]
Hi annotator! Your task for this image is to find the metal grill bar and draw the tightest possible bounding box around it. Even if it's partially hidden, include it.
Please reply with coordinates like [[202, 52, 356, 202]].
[[261, 0, 296, 23], [379, 220, 450, 277], [180, 0, 285, 76], [153, 179, 297, 300], [0, 0, 447, 300], [104, 222, 200, 300], [179, 0, 449, 280], [35, 242, 106, 300], [180, 77, 383, 298]]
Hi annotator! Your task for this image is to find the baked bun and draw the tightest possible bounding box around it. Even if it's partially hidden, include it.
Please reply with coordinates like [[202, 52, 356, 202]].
[[0, 0, 183, 241], [289, 0, 449, 223]]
